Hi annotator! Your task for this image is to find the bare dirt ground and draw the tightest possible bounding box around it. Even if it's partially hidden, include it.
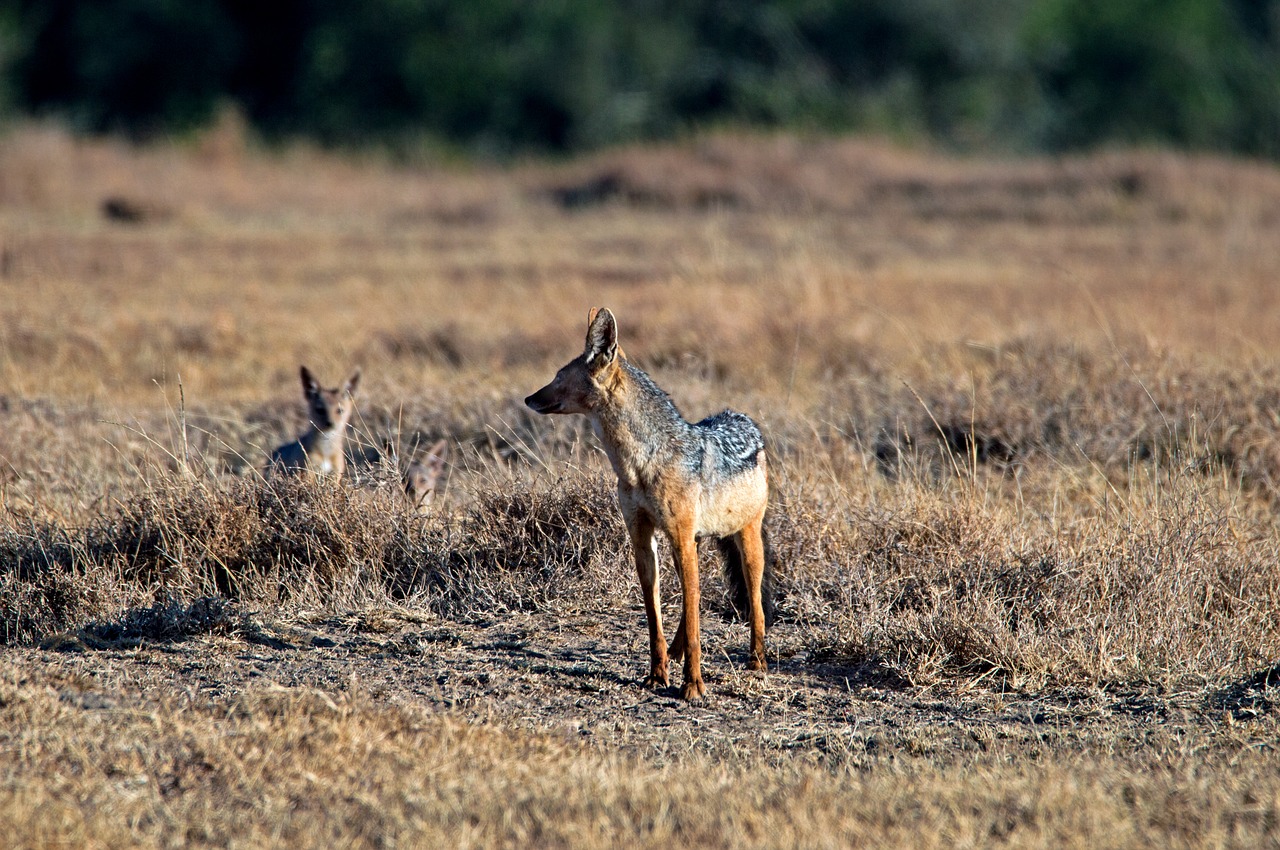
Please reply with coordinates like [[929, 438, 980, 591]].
[[16, 597, 1265, 772]]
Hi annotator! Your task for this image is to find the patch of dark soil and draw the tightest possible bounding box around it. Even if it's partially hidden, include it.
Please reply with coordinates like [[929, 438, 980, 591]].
[[1211, 662, 1280, 719], [542, 169, 741, 211], [102, 195, 172, 224], [936, 423, 1017, 464]]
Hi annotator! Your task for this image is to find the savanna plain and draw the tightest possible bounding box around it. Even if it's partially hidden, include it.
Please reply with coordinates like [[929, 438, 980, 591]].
[[2, 123, 1280, 848]]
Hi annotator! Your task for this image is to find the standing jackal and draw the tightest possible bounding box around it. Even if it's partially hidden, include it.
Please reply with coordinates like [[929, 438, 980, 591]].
[[270, 366, 361, 480], [526, 308, 775, 701]]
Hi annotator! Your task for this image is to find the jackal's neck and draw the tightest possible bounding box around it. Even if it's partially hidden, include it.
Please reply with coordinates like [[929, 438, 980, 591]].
[[590, 360, 690, 484], [301, 422, 347, 455]]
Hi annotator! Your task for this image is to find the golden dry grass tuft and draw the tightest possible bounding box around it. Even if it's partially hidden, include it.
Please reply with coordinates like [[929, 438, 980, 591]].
[[1, 124, 1279, 845]]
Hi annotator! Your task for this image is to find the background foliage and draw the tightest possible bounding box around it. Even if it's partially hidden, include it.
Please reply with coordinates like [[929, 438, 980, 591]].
[[3, 0, 1280, 156]]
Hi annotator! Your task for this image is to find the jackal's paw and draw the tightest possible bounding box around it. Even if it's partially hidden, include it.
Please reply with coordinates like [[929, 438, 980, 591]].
[[644, 667, 669, 689], [680, 678, 707, 702], [747, 656, 768, 673]]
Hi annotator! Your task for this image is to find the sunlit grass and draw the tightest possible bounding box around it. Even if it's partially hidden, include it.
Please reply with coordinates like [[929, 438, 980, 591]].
[[1, 124, 1278, 846]]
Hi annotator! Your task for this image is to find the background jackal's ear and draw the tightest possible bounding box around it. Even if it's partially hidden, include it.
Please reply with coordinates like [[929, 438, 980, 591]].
[[300, 365, 320, 396], [344, 369, 362, 396], [584, 307, 617, 370], [425, 438, 449, 465]]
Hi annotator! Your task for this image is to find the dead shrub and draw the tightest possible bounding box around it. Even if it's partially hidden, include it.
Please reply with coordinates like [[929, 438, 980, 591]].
[[0, 469, 640, 644], [775, 476, 1280, 691], [400, 475, 630, 616], [86, 475, 406, 601], [72, 596, 251, 648], [0, 522, 112, 644], [0, 475, 421, 643], [860, 339, 1280, 499]]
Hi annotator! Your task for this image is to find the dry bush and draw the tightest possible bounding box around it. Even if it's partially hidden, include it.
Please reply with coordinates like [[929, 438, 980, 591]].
[[0, 522, 115, 645], [404, 474, 629, 616], [6, 447, 1275, 698], [773, 470, 1280, 692], [0, 468, 634, 645], [1, 474, 421, 643], [72, 595, 251, 648], [91, 476, 410, 602], [856, 338, 1280, 497]]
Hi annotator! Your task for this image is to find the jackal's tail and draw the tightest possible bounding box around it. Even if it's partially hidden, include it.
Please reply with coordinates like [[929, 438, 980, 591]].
[[718, 522, 778, 628]]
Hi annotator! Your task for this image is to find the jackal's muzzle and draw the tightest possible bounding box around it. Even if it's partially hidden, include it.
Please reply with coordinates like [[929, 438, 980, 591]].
[[524, 385, 562, 415]]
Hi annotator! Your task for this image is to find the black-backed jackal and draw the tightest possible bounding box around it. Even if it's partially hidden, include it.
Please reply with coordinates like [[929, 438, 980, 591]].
[[526, 308, 775, 701], [270, 366, 361, 480], [385, 438, 449, 514]]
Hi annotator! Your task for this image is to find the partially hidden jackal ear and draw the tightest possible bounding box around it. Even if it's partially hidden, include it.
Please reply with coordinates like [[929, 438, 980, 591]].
[[425, 438, 448, 465], [300, 365, 320, 396], [584, 307, 618, 370], [344, 369, 361, 396]]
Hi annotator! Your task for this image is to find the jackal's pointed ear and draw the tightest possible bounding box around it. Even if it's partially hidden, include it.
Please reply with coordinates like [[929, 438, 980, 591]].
[[419, 439, 449, 476], [584, 307, 618, 371], [426, 438, 449, 463], [344, 369, 361, 396], [300, 365, 320, 397]]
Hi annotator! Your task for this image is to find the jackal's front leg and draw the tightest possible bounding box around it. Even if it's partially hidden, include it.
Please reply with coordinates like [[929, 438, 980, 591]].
[[628, 516, 668, 688], [671, 529, 705, 701]]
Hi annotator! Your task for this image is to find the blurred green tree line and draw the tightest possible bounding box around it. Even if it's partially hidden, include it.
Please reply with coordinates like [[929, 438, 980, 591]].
[[1, 0, 1277, 157]]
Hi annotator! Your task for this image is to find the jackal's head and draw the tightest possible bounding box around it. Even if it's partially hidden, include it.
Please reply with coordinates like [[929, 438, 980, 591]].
[[402, 438, 448, 512], [300, 365, 361, 432], [525, 307, 623, 416]]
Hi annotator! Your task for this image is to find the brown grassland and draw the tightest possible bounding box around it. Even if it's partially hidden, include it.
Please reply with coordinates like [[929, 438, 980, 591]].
[[1, 121, 1280, 847]]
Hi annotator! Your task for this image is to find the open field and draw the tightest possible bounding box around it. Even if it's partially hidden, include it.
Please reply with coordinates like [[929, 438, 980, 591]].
[[2, 123, 1280, 847]]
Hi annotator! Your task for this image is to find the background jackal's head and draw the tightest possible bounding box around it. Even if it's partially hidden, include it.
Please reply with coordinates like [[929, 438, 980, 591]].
[[301, 366, 361, 431]]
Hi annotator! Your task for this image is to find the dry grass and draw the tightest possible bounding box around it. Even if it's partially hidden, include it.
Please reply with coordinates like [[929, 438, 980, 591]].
[[2, 674, 1278, 850], [1, 122, 1279, 845]]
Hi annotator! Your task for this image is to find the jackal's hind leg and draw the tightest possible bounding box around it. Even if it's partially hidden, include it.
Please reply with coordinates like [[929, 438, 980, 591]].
[[668, 616, 687, 663], [738, 517, 769, 672]]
